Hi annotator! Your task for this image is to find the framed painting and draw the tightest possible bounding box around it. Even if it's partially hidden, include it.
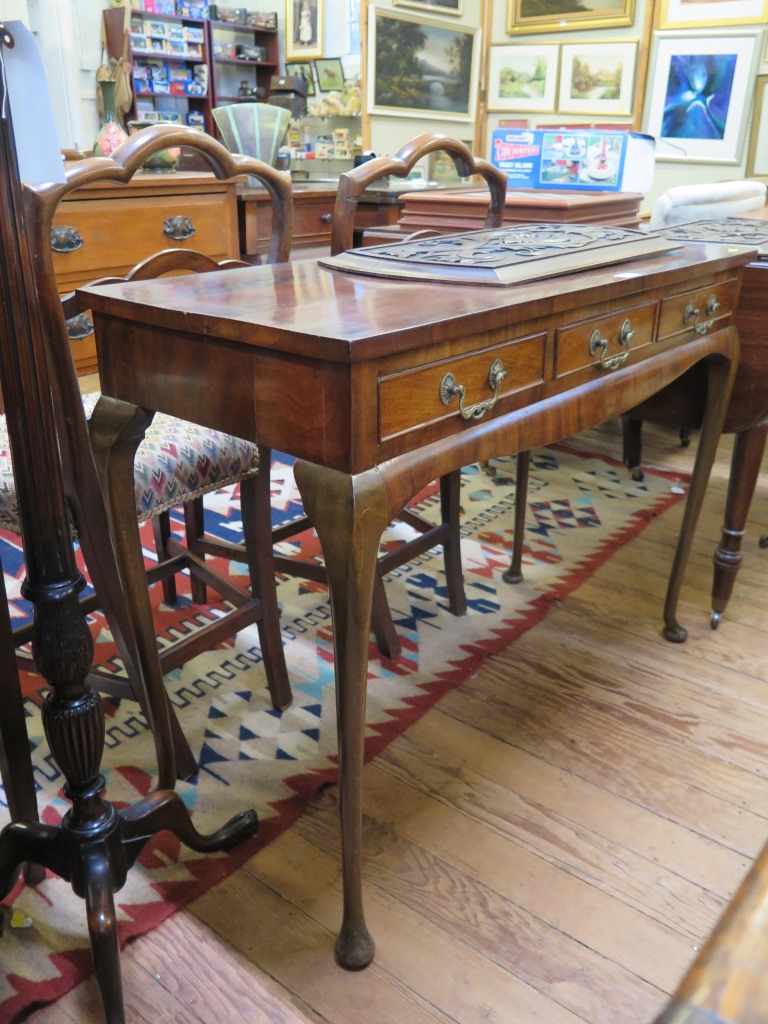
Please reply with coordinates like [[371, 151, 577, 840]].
[[286, 0, 324, 61], [284, 60, 316, 96], [746, 74, 768, 176], [393, 0, 462, 15], [658, 0, 768, 29], [644, 30, 763, 163], [314, 57, 345, 91], [506, 0, 634, 36], [558, 40, 638, 117], [367, 6, 481, 121], [487, 43, 559, 113]]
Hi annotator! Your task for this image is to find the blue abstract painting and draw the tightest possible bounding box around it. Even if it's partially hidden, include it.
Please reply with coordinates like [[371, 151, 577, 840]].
[[662, 53, 737, 140]]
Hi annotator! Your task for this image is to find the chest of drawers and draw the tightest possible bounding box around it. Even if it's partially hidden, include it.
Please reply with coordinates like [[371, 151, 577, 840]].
[[53, 172, 239, 374]]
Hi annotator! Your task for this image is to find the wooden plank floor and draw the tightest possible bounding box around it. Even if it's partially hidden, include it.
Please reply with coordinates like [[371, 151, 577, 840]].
[[24, 420, 768, 1024]]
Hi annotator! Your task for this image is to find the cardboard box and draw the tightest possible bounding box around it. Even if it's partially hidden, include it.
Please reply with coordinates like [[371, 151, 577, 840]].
[[490, 129, 655, 194]]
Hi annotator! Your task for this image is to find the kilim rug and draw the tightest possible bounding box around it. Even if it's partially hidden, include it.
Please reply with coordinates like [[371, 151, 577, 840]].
[[0, 443, 688, 1021]]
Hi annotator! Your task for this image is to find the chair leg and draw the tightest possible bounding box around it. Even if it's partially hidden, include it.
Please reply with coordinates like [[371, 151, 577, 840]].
[[439, 470, 466, 617], [0, 565, 44, 884], [151, 511, 177, 605], [241, 452, 292, 711], [183, 497, 208, 604], [622, 416, 645, 482], [504, 450, 530, 585], [370, 570, 402, 659]]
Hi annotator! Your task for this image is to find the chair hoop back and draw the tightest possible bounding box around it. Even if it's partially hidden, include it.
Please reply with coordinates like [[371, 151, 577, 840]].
[[330, 133, 508, 256]]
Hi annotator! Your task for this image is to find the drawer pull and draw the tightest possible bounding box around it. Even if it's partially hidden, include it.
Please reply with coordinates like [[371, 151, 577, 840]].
[[440, 358, 507, 421], [163, 216, 196, 241], [684, 295, 720, 335], [51, 226, 84, 253], [320, 213, 332, 223], [589, 319, 634, 372], [65, 313, 94, 340]]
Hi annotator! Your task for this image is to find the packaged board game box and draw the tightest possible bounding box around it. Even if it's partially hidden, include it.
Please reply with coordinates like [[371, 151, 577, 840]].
[[490, 129, 655, 193]]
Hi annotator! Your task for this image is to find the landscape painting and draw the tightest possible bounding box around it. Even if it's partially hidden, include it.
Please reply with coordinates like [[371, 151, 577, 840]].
[[368, 8, 480, 120], [507, 0, 634, 34], [558, 41, 637, 115], [487, 44, 559, 112]]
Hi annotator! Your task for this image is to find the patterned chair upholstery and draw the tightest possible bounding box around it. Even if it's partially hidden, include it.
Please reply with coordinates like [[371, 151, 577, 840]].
[[0, 393, 259, 531]]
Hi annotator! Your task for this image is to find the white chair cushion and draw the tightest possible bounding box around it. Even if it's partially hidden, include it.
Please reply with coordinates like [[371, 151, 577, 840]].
[[0, 392, 259, 534], [649, 180, 767, 230]]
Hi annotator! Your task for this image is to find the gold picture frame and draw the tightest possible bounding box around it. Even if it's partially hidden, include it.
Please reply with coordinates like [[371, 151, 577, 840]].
[[746, 74, 768, 177], [367, 6, 480, 122], [285, 0, 324, 61], [658, 0, 768, 29], [507, 0, 635, 36], [393, 0, 462, 15]]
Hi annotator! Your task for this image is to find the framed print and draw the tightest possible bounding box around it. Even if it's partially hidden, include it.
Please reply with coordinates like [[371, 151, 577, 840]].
[[507, 0, 634, 36], [367, 6, 480, 121], [286, 0, 324, 61], [746, 74, 768, 176], [393, 0, 462, 14], [558, 40, 638, 117], [285, 61, 316, 96], [658, 0, 768, 29], [314, 57, 345, 91], [644, 30, 763, 163], [487, 44, 559, 113]]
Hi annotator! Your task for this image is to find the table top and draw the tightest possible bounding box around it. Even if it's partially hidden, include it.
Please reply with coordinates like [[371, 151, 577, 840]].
[[81, 237, 752, 364]]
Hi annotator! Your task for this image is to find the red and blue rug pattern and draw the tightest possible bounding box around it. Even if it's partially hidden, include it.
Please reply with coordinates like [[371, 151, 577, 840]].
[[0, 445, 688, 1021]]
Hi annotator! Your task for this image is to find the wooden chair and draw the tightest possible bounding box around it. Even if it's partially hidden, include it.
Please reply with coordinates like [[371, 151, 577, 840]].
[[16, 125, 294, 786], [272, 134, 508, 659], [651, 834, 768, 1023]]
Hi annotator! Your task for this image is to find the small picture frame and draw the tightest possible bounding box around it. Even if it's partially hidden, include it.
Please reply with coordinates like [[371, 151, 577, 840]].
[[487, 43, 559, 113], [286, 0, 324, 61], [285, 61, 316, 96], [314, 57, 344, 92], [557, 40, 638, 117]]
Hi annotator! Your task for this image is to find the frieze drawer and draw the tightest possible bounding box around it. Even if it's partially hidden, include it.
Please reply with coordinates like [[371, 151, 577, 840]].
[[555, 302, 656, 379], [378, 332, 547, 442], [657, 278, 738, 340], [51, 193, 237, 283]]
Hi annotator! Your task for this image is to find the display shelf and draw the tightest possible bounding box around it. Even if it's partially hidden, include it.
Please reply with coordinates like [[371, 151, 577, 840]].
[[127, 8, 212, 133], [206, 19, 278, 113]]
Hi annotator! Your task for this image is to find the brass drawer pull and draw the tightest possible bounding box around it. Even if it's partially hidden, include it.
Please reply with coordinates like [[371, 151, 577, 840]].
[[163, 216, 196, 241], [51, 226, 84, 253], [684, 295, 720, 335], [65, 313, 94, 340], [440, 358, 507, 420], [589, 318, 634, 371]]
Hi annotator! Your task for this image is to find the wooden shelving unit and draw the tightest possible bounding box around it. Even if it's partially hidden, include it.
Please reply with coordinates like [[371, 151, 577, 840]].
[[127, 9, 213, 134], [206, 19, 278, 112]]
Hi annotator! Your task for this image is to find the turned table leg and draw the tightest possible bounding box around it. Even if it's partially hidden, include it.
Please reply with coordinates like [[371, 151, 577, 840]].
[[664, 340, 738, 642], [710, 421, 768, 628], [293, 460, 391, 970]]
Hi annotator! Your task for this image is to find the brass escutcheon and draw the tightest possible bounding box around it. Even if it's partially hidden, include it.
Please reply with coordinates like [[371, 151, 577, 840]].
[[163, 216, 196, 241], [440, 358, 507, 420]]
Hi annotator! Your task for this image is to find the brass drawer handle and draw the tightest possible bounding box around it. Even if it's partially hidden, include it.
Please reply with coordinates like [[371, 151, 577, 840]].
[[51, 225, 84, 253], [65, 313, 94, 340], [684, 295, 720, 335], [163, 216, 196, 241], [589, 318, 634, 372], [440, 358, 507, 420]]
